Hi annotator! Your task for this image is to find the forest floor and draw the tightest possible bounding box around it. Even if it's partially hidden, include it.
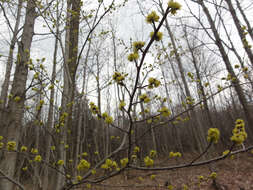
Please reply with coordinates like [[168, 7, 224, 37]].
[[84, 151, 253, 190]]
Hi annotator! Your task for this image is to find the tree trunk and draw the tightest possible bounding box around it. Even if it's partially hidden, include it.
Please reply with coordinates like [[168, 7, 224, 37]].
[[225, 0, 253, 66], [42, 12, 59, 190], [0, 0, 23, 127], [197, 0, 253, 135], [0, 1, 36, 189]]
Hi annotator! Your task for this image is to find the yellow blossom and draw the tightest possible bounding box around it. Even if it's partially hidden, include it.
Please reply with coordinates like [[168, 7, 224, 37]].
[[14, 96, 21, 102], [105, 116, 113, 124], [21, 146, 27, 152], [230, 119, 247, 145], [77, 175, 82, 181], [34, 155, 42, 162], [120, 158, 129, 167], [222, 150, 230, 156], [119, 101, 126, 110], [144, 156, 154, 167], [168, 1, 182, 15], [198, 175, 204, 181], [148, 77, 161, 89], [134, 146, 140, 153], [82, 152, 88, 157], [133, 41, 145, 52], [158, 106, 171, 117], [7, 141, 16, 151], [89, 102, 99, 115], [57, 160, 64, 166], [112, 72, 126, 84], [31, 148, 38, 154], [77, 159, 90, 171], [91, 169, 96, 175], [209, 172, 217, 179], [149, 150, 157, 158], [150, 31, 163, 41], [0, 142, 4, 149], [150, 174, 156, 180], [139, 93, 150, 103], [207, 128, 220, 144], [146, 11, 160, 23], [128, 53, 139, 62]]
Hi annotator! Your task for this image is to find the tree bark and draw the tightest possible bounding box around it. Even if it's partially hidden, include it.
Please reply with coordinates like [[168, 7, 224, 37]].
[[0, 1, 36, 189]]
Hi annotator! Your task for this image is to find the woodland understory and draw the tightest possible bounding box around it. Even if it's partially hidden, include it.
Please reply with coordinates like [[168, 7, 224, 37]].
[[0, 0, 253, 190]]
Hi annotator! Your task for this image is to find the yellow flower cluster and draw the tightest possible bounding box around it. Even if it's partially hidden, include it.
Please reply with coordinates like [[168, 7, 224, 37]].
[[150, 174, 156, 180], [7, 141, 16, 151], [222, 150, 230, 156], [119, 101, 126, 110], [139, 93, 150, 103], [148, 77, 161, 89], [77, 175, 82, 181], [198, 175, 205, 181], [146, 11, 160, 23], [82, 152, 88, 157], [133, 146, 140, 153], [102, 112, 114, 124], [101, 159, 118, 171], [21, 146, 27, 152], [158, 106, 171, 117], [31, 148, 38, 154], [150, 31, 163, 41], [209, 172, 217, 179], [230, 119, 247, 145], [185, 96, 194, 105], [144, 156, 154, 167], [207, 128, 220, 144], [120, 158, 129, 167], [187, 72, 194, 80], [149, 150, 157, 158], [14, 96, 21, 102], [36, 100, 44, 111], [133, 41, 145, 52], [57, 160, 64, 166], [169, 151, 182, 158], [168, 1, 182, 15], [89, 102, 99, 115], [128, 53, 139, 62], [77, 159, 90, 171], [34, 155, 42, 162], [112, 72, 126, 84]]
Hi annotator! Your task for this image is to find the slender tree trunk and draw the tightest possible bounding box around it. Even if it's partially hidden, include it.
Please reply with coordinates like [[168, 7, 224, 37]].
[[225, 0, 253, 66], [0, 0, 23, 125], [159, 1, 206, 152], [42, 13, 59, 190], [0, 1, 36, 189], [234, 0, 253, 41], [56, 0, 81, 189], [197, 0, 253, 134]]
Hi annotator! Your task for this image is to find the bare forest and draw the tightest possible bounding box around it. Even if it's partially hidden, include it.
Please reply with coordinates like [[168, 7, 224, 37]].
[[0, 0, 253, 189]]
